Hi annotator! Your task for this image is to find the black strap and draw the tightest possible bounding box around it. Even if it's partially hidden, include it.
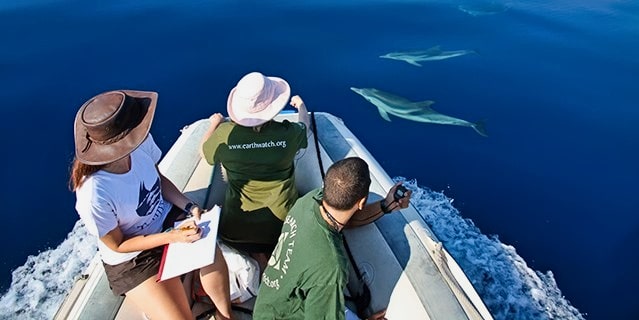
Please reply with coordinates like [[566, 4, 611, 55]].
[[195, 305, 253, 320], [310, 111, 325, 180], [231, 305, 254, 315], [343, 238, 371, 319]]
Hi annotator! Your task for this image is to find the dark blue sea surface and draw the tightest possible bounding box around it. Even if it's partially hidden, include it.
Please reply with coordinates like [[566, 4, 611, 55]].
[[1, 1, 637, 319]]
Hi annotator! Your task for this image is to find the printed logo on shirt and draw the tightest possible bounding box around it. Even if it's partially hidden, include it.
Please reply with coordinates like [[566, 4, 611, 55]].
[[136, 177, 161, 217], [227, 140, 287, 150], [263, 215, 297, 290]]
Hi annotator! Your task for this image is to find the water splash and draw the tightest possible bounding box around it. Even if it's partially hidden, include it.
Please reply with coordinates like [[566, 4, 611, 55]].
[[0, 220, 95, 320], [397, 177, 584, 320]]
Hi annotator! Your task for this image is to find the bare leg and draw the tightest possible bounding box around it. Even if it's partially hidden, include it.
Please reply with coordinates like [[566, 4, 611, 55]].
[[199, 246, 233, 320], [126, 276, 191, 320]]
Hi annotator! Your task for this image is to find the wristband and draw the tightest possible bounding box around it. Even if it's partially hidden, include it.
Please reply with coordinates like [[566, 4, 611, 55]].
[[184, 202, 197, 214], [380, 200, 392, 214]]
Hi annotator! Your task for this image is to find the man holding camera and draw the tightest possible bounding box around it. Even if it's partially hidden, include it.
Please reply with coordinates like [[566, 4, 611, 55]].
[[253, 157, 412, 320]]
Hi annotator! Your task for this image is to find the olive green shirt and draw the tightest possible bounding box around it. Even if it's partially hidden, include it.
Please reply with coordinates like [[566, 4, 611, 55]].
[[202, 120, 307, 245], [253, 189, 349, 320]]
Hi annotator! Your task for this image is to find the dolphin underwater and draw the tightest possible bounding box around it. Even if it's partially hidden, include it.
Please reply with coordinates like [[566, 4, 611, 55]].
[[350, 87, 487, 137], [458, 3, 508, 16], [380, 45, 477, 67]]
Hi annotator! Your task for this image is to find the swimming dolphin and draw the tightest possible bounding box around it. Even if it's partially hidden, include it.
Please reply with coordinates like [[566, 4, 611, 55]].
[[379, 46, 477, 67], [458, 3, 508, 16], [350, 87, 487, 137]]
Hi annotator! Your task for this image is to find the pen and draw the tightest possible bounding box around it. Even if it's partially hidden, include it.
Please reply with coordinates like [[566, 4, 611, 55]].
[[177, 225, 196, 231]]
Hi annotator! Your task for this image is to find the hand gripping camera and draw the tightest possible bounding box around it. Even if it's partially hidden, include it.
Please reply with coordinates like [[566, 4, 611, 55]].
[[393, 185, 408, 202]]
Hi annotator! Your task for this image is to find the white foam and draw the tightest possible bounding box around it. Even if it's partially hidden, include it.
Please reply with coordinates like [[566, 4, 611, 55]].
[[0, 220, 95, 320], [0, 179, 585, 319], [397, 177, 584, 320]]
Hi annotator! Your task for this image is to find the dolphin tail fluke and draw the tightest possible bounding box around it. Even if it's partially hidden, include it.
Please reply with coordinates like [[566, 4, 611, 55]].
[[471, 120, 488, 137], [378, 108, 392, 121]]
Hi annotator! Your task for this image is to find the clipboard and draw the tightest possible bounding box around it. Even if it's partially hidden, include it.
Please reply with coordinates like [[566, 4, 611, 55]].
[[157, 205, 220, 281]]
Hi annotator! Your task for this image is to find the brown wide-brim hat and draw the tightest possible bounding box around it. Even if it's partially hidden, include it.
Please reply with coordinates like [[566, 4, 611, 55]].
[[74, 90, 158, 165]]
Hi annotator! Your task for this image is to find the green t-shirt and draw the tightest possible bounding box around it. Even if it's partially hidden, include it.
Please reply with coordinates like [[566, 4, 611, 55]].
[[202, 120, 307, 245], [253, 189, 349, 320]]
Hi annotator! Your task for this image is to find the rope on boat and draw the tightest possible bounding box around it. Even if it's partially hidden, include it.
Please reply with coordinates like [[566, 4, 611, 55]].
[[431, 241, 488, 319]]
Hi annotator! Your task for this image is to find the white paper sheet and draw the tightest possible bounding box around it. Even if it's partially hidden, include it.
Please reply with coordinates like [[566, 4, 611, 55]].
[[157, 206, 220, 281]]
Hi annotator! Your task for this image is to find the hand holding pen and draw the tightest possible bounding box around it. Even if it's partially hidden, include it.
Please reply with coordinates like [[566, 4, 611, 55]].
[[172, 220, 202, 243]]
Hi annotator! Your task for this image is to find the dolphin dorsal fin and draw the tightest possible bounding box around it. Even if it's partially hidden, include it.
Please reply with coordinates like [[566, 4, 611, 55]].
[[377, 107, 392, 121], [411, 100, 435, 108], [426, 45, 442, 54]]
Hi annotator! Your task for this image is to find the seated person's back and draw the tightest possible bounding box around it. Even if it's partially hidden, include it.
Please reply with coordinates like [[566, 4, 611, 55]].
[[201, 72, 309, 259]]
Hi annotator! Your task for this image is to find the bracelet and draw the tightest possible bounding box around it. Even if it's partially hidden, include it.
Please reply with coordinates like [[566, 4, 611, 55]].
[[184, 202, 197, 214], [380, 200, 392, 214]]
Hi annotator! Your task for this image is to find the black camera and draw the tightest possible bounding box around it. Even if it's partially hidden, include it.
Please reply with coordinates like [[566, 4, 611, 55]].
[[393, 185, 408, 201]]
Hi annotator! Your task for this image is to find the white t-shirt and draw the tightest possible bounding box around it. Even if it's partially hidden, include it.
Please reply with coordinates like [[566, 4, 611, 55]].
[[75, 134, 173, 265]]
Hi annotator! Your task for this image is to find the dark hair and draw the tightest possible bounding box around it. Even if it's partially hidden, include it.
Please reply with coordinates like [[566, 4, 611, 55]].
[[69, 158, 103, 191], [323, 157, 371, 210]]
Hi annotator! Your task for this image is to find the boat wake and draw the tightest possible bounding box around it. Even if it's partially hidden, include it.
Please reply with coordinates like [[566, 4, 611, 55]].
[[0, 179, 584, 319], [397, 178, 584, 320], [0, 220, 96, 320]]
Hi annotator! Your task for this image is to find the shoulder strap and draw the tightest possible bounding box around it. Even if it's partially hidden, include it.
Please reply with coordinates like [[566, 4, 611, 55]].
[[343, 239, 372, 319]]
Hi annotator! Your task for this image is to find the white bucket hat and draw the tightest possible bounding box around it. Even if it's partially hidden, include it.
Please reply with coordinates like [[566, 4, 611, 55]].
[[227, 72, 291, 127]]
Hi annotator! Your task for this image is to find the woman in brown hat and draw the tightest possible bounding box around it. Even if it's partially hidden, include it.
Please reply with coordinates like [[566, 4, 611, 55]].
[[69, 90, 233, 320], [200, 72, 309, 270]]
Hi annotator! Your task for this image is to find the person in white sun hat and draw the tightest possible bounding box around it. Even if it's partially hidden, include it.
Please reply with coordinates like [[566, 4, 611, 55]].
[[200, 71, 310, 270]]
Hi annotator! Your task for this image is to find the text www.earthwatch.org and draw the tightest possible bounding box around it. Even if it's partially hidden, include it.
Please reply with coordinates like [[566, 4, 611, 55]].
[[228, 140, 287, 150]]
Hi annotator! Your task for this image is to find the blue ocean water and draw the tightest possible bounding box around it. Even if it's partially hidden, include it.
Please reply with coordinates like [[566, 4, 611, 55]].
[[0, 0, 637, 319]]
